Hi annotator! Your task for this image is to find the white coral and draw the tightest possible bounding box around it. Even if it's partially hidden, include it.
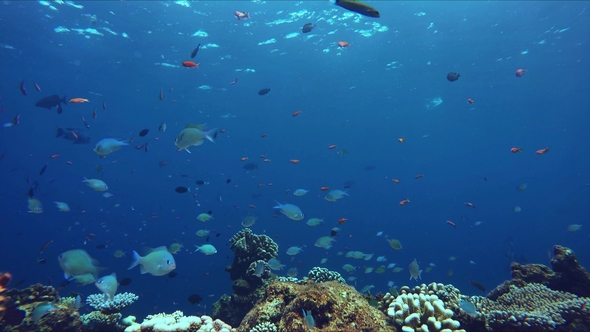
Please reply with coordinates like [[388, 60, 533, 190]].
[[388, 291, 464, 332]]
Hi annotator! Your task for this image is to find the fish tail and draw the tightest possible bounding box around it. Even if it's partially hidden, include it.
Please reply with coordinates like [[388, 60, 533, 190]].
[[205, 128, 218, 143], [56, 126, 66, 138], [128, 250, 142, 270], [61, 95, 67, 105]]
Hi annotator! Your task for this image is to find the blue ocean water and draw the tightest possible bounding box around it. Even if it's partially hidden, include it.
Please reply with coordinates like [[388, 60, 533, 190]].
[[0, 0, 589, 323]]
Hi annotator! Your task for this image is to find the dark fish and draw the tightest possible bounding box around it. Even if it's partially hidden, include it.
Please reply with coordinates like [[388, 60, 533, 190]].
[[119, 278, 132, 286], [447, 72, 460, 82], [19, 79, 27, 95], [56, 127, 91, 144], [215, 233, 220, 237], [302, 23, 315, 33], [188, 294, 203, 304], [334, 0, 380, 18], [258, 88, 270, 96], [226, 179, 231, 184], [139, 129, 149, 137], [191, 44, 201, 58], [95, 244, 106, 249], [39, 164, 47, 176], [35, 95, 67, 109], [469, 280, 486, 292], [195, 180, 205, 185], [168, 271, 178, 278], [175, 186, 189, 193], [243, 163, 258, 170]]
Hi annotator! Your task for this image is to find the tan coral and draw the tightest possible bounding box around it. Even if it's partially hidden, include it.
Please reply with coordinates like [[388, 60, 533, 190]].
[[239, 280, 394, 332]]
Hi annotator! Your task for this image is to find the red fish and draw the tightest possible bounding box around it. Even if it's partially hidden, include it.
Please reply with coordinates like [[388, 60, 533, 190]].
[[446, 220, 456, 228], [415, 174, 423, 179], [234, 11, 250, 20], [19, 79, 27, 95], [292, 110, 301, 117], [510, 147, 523, 153], [328, 145, 337, 149], [337, 218, 348, 224], [536, 147, 550, 155], [515, 68, 526, 77], [399, 199, 410, 206], [467, 98, 474, 104], [182, 61, 199, 68], [337, 41, 350, 48]]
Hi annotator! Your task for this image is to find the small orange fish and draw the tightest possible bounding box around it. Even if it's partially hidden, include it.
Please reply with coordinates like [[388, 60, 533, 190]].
[[320, 187, 330, 191], [446, 220, 456, 227], [182, 61, 199, 68], [515, 68, 526, 77], [467, 98, 474, 104], [510, 147, 523, 153], [292, 110, 301, 117], [392, 179, 400, 184], [415, 174, 423, 179], [399, 199, 410, 205], [69, 98, 89, 103], [241, 157, 248, 161], [337, 41, 350, 48], [50, 153, 59, 159], [328, 145, 337, 149], [398, 137, 405, 143], [536, 147, 550, 155], [289, 159, 300, 164], [337, 218, 348, 224], [40, 240, 53, 253], [465, 202, 476, 209]]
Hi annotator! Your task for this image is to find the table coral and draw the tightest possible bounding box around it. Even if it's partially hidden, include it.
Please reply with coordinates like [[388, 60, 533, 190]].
[[239, 280, 394, 331]]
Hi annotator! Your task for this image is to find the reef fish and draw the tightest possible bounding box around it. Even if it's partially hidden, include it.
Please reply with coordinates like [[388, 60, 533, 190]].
[[447, 72, 460, 82], [35, 95, 67, 110], [194, 244, 217, 255], [273, 201, 304, 220], [334, 0, 380, 18], [128, 246, 176, 276], [302, 23, 315, 33], [409, 258, 422, 281], [94, 138, 129, 157], [95, 272, 118, 300], [174, 124, 217, 153], [58, 249, 100, 280], [56, 127, 91, 144]]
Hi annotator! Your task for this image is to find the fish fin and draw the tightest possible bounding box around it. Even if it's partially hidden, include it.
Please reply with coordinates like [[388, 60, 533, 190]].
[[184, 149, 191, 154], [153, 246, 168, 252], [185, 124, 206, 130], [205, 128, 218, 143], [139, 265, 148, 274], [128, 250, 142, 270], [64, 272, 74, 281]]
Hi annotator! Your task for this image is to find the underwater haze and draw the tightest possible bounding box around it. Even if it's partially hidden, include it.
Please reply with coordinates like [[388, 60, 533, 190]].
[[0, 0, 589, 321]]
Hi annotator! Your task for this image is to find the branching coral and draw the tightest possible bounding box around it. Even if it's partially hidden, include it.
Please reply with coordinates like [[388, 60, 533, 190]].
[[86, 292, 139, 314], [124, 311, 235, 332]]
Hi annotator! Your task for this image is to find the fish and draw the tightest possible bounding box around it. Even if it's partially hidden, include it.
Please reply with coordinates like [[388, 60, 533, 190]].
[[182, 61, 199, 68], [447, 72, 460, 82], [139, 129, 149, 137], [293, 189, 309, 196], [273, 201, 304, 221], [19, 79, 27, 95], [35, 83, 41, 92], [54, 202, 70, 212], [56, 127, 91, 144], [175, 186, 189, 193], [267, 258, 285, 270], [510, 147, 523, 153], [465, 202, 476, 208], [158, 122, 167, 132], [334, 0, 380, 18], [258, 88, 270, 96], [128, 246, 176, 276], [191, 44, 201, 58], [409, 259, 422, 281], [337, 41, 350, 48], [95, 272, 117, 300], [286, 246, 304, 255], [159, 88, 164, 101], [69, 98, 89, 103], [82, 177, 108, 191], [35, 95, 67, 110], [536, 147, 550, 155], [194, 244, 217, 255], [302, 23, 315, 33], [39, 164, 47, 175], [515, 68, 526, 77], [94, 138, 129, 157], [399, 199, 410, 206], [469, 280, 486, 292], [302, 310, 315, 328], [230, 78, 238, 85], [175, 124, 217, 153], [27, 186, 43, 214], [234, 11, 250, 20], [58, 249, 100, 281]]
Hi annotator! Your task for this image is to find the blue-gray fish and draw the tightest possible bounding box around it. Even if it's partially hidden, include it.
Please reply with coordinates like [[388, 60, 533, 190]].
[[35, 94, 67, 110], [128, 246, 176, 276], [95, 272, 118, 300]]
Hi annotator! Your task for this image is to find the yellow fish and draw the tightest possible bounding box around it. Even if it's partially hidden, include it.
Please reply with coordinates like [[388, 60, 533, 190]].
[[174, 124, 217, 153]]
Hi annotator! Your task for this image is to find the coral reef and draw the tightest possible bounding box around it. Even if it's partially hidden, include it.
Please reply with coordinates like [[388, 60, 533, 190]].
[[239, 280, 394, 331], [249, 321, 277, 332], [385, 283, 465, 332], [488, 245, 590, 300], [227, 229, 278, 281], [123, 311, 235, 332], [307, 267, 346, 284], [86, 292, 139, 314]]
